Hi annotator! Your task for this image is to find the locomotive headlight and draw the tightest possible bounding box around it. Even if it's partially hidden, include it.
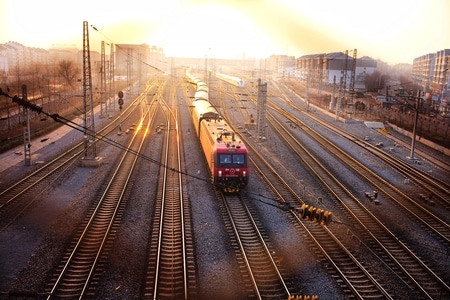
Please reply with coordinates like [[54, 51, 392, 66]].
[[218, 170, 222, 177], [242, 171, 246, 177]]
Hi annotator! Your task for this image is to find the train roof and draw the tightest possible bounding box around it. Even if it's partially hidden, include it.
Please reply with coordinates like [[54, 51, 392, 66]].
[[193, 99, 220, 120], [197, 85, 209, 93], [204, 121, 247, 152], [194, 90, 209, 101], [202, 119, 248, 153]]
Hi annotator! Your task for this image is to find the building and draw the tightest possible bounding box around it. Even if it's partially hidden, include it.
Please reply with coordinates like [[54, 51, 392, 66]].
[[295, 52, 377, 91], [355, 56, 378, 90], [412, 49, 450, 112], [0, 45, 9, 77], [0, 42, 85, 79], [49, 44, 79, 64], [0, 42, 49, 76], [114, 43, 167, 78], [264, 55, 296, 76]]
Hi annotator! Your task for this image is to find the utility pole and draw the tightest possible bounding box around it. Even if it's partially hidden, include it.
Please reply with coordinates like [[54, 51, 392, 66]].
[[100, 40, 107, 117], [329, 75, 336, 110], [81, 21, 102, 166], [305, 69, 310, 111], [21, 85, 31, 166], [204, 53, 208, 85], [138, 52, 143, 93], [110, 43, 115, 110], [439, 66, 449, 114], [347, 49, 357, 118], [127, 48, 133, 97], [256, 79, 267, 141], [408, 90, 422, 160], [336, 50, 349, 120], [387, 85, 423, 161], [317, 54, 325, 99]]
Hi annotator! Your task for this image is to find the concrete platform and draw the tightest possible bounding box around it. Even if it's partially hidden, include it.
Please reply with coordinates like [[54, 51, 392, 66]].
[[364, 121, 385, 129]]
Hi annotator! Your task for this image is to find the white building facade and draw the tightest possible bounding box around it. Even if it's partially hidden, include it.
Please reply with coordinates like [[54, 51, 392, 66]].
[[295, 52, 377, 92], [412, 49, 450, 113]]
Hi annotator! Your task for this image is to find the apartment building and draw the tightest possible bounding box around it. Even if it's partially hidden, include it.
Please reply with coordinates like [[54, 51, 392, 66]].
[[295, 52, 377, 91], [412, 49, 450, 112]]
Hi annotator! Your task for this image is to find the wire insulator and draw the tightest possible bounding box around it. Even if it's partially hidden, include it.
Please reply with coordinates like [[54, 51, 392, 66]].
[[11, 95, 44, 114]]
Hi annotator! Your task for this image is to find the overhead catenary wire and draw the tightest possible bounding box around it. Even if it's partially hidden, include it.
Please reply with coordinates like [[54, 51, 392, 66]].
[[0, 87, 202, 180], [90, 25, 168, 74]]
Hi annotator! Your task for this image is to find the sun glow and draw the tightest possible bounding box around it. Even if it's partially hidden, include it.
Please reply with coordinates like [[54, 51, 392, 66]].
[[1, 0, 449, 64], [149, 3, 279, 58]]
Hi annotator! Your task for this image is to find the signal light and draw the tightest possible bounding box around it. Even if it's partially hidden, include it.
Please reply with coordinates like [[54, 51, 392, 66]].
[[118, 98, 124, 110], [298, 204, 332, 226]]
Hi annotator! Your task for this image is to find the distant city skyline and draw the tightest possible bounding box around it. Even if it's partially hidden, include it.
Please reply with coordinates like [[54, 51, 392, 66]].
[[1, 0, 449, 65]]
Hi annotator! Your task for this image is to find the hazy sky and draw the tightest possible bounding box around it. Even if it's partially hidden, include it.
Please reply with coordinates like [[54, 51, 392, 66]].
[[1, 0, 449, 64]]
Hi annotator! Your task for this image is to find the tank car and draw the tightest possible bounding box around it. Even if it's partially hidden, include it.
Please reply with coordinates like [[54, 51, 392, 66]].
[[194, 89, 209, 102]]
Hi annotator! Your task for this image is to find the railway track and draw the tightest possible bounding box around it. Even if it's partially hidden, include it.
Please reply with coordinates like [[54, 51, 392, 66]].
[[0, 146, 83, 231], [265, 110, 450, 299], [214, 81, 392, 298], [45, 91, 157, 299], [219, 191, 291, 299], [271, 104, 450, 246], [142, 83, 197, 299], [386, 129, 450, 173], [211, 77, 450, 298], [0, 81, 161, 233], [303, 106, 450, 211], [350, 137, 450, 210], [273, 83, 450, 211], [244, 136, 392, 299], [276, 81, 450, 175], [208, 80, 292, 298]]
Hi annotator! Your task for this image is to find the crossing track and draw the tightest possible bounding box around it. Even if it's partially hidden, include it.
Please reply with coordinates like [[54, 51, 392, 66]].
[[45, 86, 158, 299]]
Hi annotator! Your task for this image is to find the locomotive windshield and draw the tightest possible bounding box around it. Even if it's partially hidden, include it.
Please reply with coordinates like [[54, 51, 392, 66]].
[[219, 154, 246, 166]]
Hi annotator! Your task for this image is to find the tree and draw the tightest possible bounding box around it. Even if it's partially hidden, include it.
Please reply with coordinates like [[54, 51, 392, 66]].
[[364, 70, 381, 92], [57, 60, 79, 88]]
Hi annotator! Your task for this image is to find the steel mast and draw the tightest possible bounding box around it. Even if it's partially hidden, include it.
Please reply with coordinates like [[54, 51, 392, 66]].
[[81, 21, 102, 166]]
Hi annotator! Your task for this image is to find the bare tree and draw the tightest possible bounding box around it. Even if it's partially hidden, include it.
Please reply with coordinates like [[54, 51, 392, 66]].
[[57, 60, 79, 88], [364, 71, 382, 92]]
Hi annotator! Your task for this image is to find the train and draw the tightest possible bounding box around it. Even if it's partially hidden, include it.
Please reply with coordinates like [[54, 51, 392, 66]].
[[215, 72, 245, 87], [187, 70, 249, 192]]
